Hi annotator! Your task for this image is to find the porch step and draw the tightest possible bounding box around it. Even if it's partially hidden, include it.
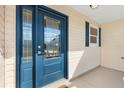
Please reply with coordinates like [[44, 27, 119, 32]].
[[42, 79, 72, 88]]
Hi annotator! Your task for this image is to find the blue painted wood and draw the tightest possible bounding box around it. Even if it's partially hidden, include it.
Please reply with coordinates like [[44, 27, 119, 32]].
[[16, 5, 68, 88], [17, 5, 34, 88], [32, 5, 37, 88], [35, 9, 65, 87], [64, 16, 68, 79], [16, 5, 21, 88], [21, 63, 32, 88], [99, 27, 101, 47], [85, 21, 89, 47]]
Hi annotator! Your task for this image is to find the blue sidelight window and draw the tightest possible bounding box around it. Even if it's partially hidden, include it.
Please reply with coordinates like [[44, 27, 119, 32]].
[[22, 9, 33, 63]]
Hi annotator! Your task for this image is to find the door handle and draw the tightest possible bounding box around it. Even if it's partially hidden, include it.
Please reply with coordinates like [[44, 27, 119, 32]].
[[37, 51, 45, 55], [37, 45, 45, 55]]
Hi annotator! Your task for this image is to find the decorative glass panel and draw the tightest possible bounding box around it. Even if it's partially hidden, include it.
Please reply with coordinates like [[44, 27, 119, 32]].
[[22, 9, 32, 63], [44, 16, 61, 58], [90, 36, 97, 43], [90, 27, 97, 36]]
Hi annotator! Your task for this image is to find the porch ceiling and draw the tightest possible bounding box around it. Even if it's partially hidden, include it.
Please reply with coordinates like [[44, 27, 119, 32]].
[[70, 5, 124, 24]]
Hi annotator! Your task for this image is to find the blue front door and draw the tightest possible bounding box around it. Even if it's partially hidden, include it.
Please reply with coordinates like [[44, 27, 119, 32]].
[[17, 5, 68, 88], [35, 9, 65, 87]]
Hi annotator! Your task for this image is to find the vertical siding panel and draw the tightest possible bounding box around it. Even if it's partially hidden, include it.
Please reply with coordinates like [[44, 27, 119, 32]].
[[5, 5, 16, 88]]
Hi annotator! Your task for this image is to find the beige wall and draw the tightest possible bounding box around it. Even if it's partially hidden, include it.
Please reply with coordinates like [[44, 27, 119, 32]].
[[0, 5, 5, 88], [101, 18, 124, 72], [48, 5, 101, 79], [0, 5, 16, 88], [4, 6, 16, 88]]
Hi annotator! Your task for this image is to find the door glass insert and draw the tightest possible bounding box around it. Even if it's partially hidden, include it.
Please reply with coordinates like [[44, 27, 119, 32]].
[[44, 16, 61, 58], [22, 9, 32, 63]]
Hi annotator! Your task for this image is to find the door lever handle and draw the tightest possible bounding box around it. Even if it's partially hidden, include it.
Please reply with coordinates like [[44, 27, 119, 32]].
[[37, 51, 41, 55], [37, 51, 45, 55]]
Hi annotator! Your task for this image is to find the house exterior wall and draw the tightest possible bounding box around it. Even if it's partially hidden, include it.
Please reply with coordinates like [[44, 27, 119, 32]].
[[48, 5, 101, 79], [0, 5, 100, 87], [101, 18, 124, 72], [0, 5, 16, 88], [0, 5, 5, 88], [4, 5, 16, 88]]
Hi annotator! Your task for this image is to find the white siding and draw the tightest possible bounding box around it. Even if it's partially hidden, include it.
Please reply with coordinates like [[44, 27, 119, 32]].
[[101, 18, 124, 72], [48, 5, 101, 79], [4, 5, 16, 88], [0, 5, 5, 88]]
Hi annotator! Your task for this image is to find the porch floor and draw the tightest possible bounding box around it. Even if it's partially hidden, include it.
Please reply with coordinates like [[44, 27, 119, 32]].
[[43, 78, 71, 88], [71, 66, 124, 88]]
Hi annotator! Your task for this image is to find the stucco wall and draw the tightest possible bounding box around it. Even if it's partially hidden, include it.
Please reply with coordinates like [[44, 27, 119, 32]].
[[101, 18, 124, 72]]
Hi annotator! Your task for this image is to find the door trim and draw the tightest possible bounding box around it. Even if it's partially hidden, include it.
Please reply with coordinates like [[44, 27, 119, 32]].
[[16, 5, 68, 88]]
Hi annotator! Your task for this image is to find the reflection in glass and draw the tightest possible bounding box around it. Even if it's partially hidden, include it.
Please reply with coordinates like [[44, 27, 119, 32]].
[[90, 36, 97, 43], [44, 16, 61, 58], [22, 9, 32, 63], [90, 27, 97, 44], [90, 27, 97, 36]]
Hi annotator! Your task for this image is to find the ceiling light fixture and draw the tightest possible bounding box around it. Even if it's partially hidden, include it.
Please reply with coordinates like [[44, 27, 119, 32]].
[[90, 5, 99, 9]]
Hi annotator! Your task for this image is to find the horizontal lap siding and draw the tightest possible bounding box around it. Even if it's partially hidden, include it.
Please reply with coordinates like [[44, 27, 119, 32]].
[[101, 19, 124, 72], [5, 5, 16, 88], [48, 6, 101, 80], [0, 5, 5, 88]]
